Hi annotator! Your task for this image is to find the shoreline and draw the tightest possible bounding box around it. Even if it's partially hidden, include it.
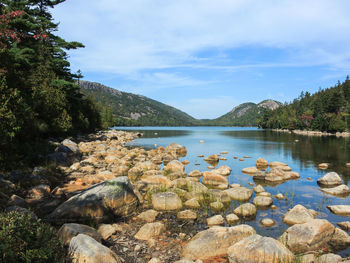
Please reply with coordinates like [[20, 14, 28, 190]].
[[271, 128, 350, 138]]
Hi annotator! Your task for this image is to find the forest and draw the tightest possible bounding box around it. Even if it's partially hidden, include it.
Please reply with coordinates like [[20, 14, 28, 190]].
[[0, 1, 101, 169], [258, 77, 350, 132]]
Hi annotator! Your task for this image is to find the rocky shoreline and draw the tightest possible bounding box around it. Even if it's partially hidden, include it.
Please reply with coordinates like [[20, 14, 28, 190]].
[[271, 129, 350, 137], [1, 129, 350, 263]]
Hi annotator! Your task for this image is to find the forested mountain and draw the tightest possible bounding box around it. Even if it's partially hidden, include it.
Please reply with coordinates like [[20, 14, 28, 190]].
[[258, 77, 350, 132], [208, 100, 281, 126], [79, 81, 197, 126]]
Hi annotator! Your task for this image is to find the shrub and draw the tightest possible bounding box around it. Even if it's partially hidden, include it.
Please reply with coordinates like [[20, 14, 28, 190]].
[[0, 211, 66, 263]]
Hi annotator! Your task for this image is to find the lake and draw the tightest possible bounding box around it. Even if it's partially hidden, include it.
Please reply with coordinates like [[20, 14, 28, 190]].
[[115, 126, 350, 254]]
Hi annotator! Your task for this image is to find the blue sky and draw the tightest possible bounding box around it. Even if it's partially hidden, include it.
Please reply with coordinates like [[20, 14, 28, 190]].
[[53, 0, 350, 119]]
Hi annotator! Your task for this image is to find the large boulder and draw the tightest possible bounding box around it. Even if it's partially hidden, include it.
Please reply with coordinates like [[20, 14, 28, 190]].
[[224, 187, 252, 202], [282, 204, 315, 225], [317, 172, 343, 186], [227, 235, 294, 263], [58, 223, 102, 245], [48, 177, 138, 223], [279, 219, 335, 253], [69, 234, 121, 263], [152, 192, 182, 211], [182, 225, 256, 260]]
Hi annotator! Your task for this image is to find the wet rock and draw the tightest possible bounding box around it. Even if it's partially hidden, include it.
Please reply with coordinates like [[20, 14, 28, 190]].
[[97, 224, 116, 240], [279, 219, 335, 253], [328, 227, 350, 251], [48, 177, 138, 223], [269, 161, 288, 168], [177, 210, 197, 220], [256, 158, 268, 168], [134, 222, 165, 241], [320, 184, 350, 196], [182, 225, 256, 260], [260, 218, 275, 227], [242, 167, 258, 174], [58, 223, 102, 245], [204, 154, 219, 163], [317, 172, 342, 186], [283, 204, 315, 225], [227, 235, 293, 263], [233, 203, 257, 218], [189, 170, 202, 177], [327, 205, 350, 216], [69, 234, 121, 263], [202, 172, 228, 187], [253, 196, 273, 207], [164, 160, 185, 173], [316, 254, 342, 263], [226, 214, 239, 225], [184, 198, 201, 209], [137, 209, 159, 223], [253, 185, 265, 193], [213, 165, 232, 176], [337, 221, 350, 231], [210, 201, 224, 211], [224, 187, 252, 201], [152, 192, 182, 211]]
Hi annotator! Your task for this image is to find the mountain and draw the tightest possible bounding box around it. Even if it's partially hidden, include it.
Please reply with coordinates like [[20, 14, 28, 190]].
[[79, 81, 197, 126], [211, 100, 281, 126]]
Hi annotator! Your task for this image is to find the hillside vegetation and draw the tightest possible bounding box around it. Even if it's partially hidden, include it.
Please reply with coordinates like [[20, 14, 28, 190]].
[[258, 77, 350, 132]]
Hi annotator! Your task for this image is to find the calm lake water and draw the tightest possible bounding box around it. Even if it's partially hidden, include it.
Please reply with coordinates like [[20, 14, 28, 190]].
[[115, 126, 350, 254]]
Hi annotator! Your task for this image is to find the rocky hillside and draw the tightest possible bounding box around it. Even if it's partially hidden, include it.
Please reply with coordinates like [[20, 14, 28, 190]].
[[211, 100, 281, 126], [79, 81, 197, 126]]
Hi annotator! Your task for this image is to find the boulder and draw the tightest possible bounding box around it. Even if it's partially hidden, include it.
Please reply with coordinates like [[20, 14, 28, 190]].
[[134, 222, 165, 241], [242, 167, 258, 174], [27, 184, 50, 199], [137, 209, 159, 223], [260, 218, 275, 227], [206, 215, 224, 226], [208, 189, 231, 203], [184, 198, 201, 209], [282, 204, 315, 225], [224, 187, 252, 202], [204, 154, 219, 163], [317, 172, 342, 186], [227, 235, 293, 263], [69, 234, 121, 263], [253, 196, 273, 207], [327, 205, 350, 216], [256, 158, 268, 168], [202, 172, 228, 187], [320, 184, 350, 196], [48, 177, 138, 223], [234, 203, 257, 218], [337, 221, 350, 231], [328, 227, 350, 251], [58, 223, 102, 245], [316, 254, 342, 263], [177, 210, 197, 220], [253, 185, 265, 194], [182, 225, 256, 260], [213, 165, 232, 176], [210, 201, 224, 211], [226, 214, 240, 225], [62, 139, 80, 155], [164, 160, 185, 173], [97, 224, 116, 240], [166, 143, 187, 157], [279, 219, 335, 253], [141, 175, 174, 187], [189, 170, 202, 177], [152, 192, 182, 211]]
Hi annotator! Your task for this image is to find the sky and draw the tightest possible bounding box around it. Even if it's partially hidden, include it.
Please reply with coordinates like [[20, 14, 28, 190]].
[[52, 0, 350, 119]]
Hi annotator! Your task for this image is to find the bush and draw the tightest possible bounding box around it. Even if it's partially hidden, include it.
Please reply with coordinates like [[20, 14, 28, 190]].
[[0, 211, 66, 263]]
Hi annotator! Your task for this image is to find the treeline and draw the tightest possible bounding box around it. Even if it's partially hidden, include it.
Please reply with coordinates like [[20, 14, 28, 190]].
[[0, 1, 101, 169], [258, 77, 350, 132]]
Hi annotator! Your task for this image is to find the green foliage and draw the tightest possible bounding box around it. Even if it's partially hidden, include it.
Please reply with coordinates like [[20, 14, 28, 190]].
[[0, 211, 66, 263], [258, 77, 350, 132]]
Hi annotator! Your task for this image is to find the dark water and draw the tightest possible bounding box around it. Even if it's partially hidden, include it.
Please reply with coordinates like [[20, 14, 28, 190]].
[[116, 126, 350, 254]]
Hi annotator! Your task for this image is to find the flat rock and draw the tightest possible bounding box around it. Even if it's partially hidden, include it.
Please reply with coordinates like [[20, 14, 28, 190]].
[[279, 219, 335, 253], [137, 209, 159, 223], [317, 172, 342, 186], [177, 210, 197, 220], [320, 184, 350, 196], [327, 205, 350, 216], [242, 167, 258, 174], [182, 225, 256, 260], [134, 222, 165, 241], [152, 192, 183, 211], [260, 218, 275, 227], [269, 161, 288, 167], [234, 203, 257, 218], [206, 215, 225, 226], [227, 235, 293, 263], [224, 187, 252, 201], [253, 196, 273, 207], [58, 223, 102, 246], [283, 204, 315, 225], [337, 221, 350, 231], [49, 177, 138, 223], [69, 234, 121, 263]]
